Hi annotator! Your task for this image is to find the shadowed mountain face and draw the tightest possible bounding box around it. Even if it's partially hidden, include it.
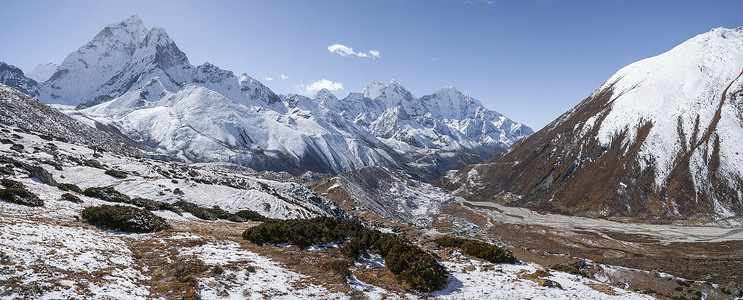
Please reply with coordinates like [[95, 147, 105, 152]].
[[438, 27, 743, 221], [10, 15, 530, 180], [0, 62, 38, 98]]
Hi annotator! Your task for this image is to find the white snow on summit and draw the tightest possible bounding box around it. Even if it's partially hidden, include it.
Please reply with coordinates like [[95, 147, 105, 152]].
[[26, 63, 58, 83], [35, 15, 531, 177], [591, 27, 743, 190]]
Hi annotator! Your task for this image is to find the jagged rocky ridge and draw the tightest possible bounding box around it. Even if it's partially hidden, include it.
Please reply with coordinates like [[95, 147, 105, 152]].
[[437, 27, 743, 221], [0, 62, 38, 98], [14, 15, 530, 180]]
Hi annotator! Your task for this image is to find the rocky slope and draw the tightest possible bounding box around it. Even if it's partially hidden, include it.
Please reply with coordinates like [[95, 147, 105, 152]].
[[0, 121, 652, 299], [313, 166, 453, 225], [0, 62, 38, 98], [438, 27, 743, 221], [0, 83, 142, 156], [23, 15, 529, 180]]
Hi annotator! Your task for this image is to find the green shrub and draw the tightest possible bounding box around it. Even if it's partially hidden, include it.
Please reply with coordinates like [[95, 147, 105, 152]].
[[81, 205, 170, 233], [0, 188, 43, 206], [104, 169, 128, 179], [551, 264, 590, 278], [242, 217, 449, 292], [234, 209, 267, 221], [433, 236, 517, 264], [173, 201, 236, 221], [242, 216, 365, 248], [228, 214, 246, 222], [130, 197, 160, 211], [321, 260, 351, 278], [207, 206, 232, 219], [84, 186, 131, 203], [59, 193, 82, 203], [1, 178, 25, 189], [57, 183, 83, 193], [386, 243, 448, 292]]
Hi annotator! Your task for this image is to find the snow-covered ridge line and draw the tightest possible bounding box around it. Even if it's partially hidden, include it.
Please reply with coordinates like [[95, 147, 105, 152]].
[[3, 14, 531, 179], [438, 26, 743, 220]]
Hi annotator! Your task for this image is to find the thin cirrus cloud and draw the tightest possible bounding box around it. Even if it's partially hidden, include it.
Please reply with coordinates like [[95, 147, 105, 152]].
[[464, 0, 495, 5], [328, 44, 380, 58], [265, 74, 289, 81], [299, 79, 344, 94]]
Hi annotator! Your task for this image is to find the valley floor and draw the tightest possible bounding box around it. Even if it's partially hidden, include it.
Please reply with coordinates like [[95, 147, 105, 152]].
[[439, 200, 743, 299]]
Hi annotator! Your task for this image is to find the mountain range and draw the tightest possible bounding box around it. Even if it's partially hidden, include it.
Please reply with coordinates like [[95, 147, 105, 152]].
[[0, 15, 531, 181], [438, 27, 743, 221]]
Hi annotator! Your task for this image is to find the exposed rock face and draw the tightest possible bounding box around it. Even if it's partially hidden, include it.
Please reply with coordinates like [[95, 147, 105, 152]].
[[437, 27, 743, 221], [0, 62, 38, 97]]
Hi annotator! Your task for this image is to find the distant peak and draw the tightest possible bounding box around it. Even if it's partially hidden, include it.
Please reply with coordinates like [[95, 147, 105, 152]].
[[314, 88, 337, 99], [363, 79, 387, 99], [388, 79, 408, 91], [118, 14, 146, 30]]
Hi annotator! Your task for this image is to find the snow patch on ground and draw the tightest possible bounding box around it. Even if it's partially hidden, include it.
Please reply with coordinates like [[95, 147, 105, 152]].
[[182, 241, 346, 299]]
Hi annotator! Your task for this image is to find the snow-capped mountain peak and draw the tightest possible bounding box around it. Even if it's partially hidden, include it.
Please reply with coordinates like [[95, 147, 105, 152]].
[[26, 15, 531, 181], [362, 79, 387, 100], [439, 26, 743, 220], [26, 63, 59, 83], [313, 88, 338, 102], [37, 14, 195, 107]]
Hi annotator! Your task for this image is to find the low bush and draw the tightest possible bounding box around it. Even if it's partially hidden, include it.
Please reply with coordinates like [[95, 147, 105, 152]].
[[173, 201, 264, 222], [386, 243, 448, 292], [551, 264, 590, 277], [433, 236, 517, 264], [321, 260, 351, 278], [130, 197, 160, 211], [83, 186, 131, 203], [175, 201, 222, 220], [0, 187, 43, 206], [60, 193, 82, 203], [81, 205, 170, 233], [234, 209, 266, 221], [242, 216, 365, 248], [57, 183, 83, 193], [243, 217, 449, 292], [104, 169, 128, 179], [1, 178, 25, 189], [227, 214, 246, 222]]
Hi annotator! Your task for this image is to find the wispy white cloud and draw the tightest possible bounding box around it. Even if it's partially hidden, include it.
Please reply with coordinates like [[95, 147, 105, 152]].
[[264, 77, 274, 81], [328, 44, 380, 59], [298, 79, 344, 94], [465, 0, 495, 5], [280, 74, 290, 80]]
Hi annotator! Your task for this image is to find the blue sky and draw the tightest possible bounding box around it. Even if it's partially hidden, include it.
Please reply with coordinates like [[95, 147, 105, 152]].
[[1, 0, 742, 130]]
